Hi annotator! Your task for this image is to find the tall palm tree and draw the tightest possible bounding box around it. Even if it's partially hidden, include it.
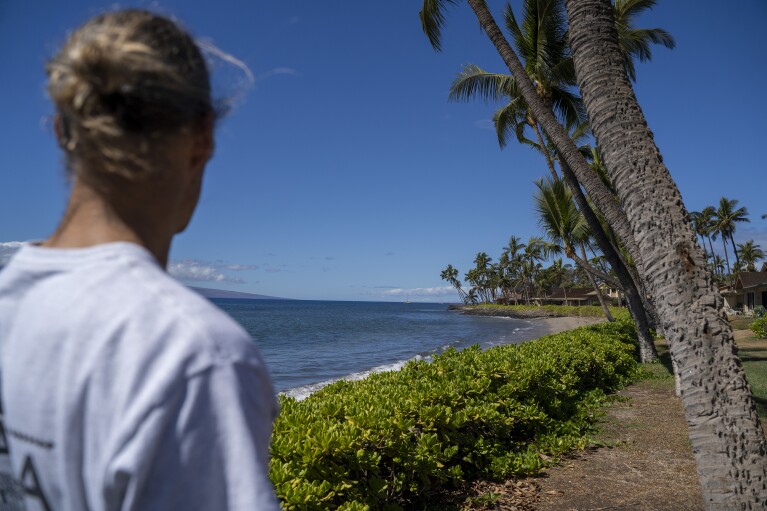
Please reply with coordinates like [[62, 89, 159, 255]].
[[690, 210, 710, 262], [440, 0, 663, 358], [466, 252, 494, 303], [534, 177, 615, 321], [612, 0, 675, 82], [711, 255, 726, 278], [715, 197, 750, 273], [736, 241, 764, 272], [700, 206, 718, 269], [440, 264, 468, 303], [422, 2, 766, 499], [563, 0, 766, 506]]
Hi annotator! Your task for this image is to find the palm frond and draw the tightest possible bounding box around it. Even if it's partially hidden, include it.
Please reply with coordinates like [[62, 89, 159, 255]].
[[613, 0, 675, 81], [550, 86, 586, 130], [549, 55, 577, 87], [570, 122, 592, 146], [449, 65, 518, 103], [420, 0, 457, 52], [493, 99, 528, 148], [504, 2, 531, 63]]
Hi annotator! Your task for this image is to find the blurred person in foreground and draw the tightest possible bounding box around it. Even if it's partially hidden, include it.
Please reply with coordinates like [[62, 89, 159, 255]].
[[0, 9, 280, 510]]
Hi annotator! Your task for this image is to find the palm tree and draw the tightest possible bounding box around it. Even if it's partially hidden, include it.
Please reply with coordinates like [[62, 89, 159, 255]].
[[715, 197, 750, 273], [711, 255, 726, 278], [498, 236, 527, 303], [563, 0, 766, 506], [690, 210, 710, 262], [534, 177, 616, 321], [466, 252, 494, 303], [422, 2, 766, 499], [736, 241, 764, 272], [612, 0, 675, 82], [440, 0, 662, 358], [700, 206, 718, 270], [440, 264, 468, 303]]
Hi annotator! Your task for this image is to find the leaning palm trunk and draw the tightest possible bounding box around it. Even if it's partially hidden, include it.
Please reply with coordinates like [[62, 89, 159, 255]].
[[730, 233, 742, 272], [464, 0, 646, 283], [566, 244, 621, 289], [579, 242, 613, 322], [706, 235, 716, 273], [564, 0, 767, 507], [532, 121, 559, 180], [721, 236, 732, 277], [560, 160, 657, 361]]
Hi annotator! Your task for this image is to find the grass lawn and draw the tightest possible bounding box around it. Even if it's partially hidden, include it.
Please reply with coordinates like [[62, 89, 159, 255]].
[[737, 334, 767, 419], [649, 323, 766, 420]]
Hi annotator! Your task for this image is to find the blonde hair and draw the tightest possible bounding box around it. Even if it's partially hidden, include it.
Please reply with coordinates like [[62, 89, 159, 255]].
[[47, 10, 213, 182]]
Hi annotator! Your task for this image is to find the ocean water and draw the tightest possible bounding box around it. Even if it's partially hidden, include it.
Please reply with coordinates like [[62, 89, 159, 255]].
[[213, 299, 550, 400]]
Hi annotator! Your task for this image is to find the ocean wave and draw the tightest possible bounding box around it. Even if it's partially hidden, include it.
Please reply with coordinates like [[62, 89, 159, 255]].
[[281, 357, 425, 401]]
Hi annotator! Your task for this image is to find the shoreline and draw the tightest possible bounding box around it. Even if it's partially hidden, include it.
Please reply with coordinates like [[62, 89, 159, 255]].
[[282, 314, 605, 401], [448, 304, 609, 333], [531, 315, 606, 335]]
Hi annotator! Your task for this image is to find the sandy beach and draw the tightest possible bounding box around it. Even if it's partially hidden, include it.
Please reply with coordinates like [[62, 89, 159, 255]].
[[534, 315, 607, 335]]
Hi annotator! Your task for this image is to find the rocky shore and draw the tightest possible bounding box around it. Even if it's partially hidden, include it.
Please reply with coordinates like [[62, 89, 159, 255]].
[[448, 304, 571, 318]]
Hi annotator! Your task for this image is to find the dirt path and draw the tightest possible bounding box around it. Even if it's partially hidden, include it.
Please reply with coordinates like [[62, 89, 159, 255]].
[[533, 377, 701, 511], [443, 330, 767, 511]]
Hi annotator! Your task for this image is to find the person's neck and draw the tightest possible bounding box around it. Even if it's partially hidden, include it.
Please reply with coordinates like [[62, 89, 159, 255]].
[[43, 181, 174, 267]]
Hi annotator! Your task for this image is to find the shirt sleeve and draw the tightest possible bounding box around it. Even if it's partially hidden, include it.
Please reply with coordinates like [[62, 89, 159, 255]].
[[108, 361, 281, 511]]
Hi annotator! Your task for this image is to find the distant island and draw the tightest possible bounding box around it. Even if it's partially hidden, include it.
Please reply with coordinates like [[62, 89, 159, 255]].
[[189, 286, 288, 300]]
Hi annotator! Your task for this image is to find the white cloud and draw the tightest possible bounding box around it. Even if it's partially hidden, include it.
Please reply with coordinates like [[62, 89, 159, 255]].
[[256, 67, 301, 82], [222, 264, 259, 270], [0, 241, 24, 265], [168, 260, 244, 284], [736, 224, 767, 249], [382, 286, 455, 297]]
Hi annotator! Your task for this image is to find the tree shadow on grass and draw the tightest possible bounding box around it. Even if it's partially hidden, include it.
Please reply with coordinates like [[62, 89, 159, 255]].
[[657, 347, 674, 375], [751, 395, 767, 419]]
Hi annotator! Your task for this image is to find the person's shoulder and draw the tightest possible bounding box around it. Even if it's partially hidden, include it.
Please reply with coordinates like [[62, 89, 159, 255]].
[[107, 246, 265, 371]]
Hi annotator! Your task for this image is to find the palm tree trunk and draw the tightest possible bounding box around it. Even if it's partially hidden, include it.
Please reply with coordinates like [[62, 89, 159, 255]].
[[730, 233, 741, 271], [699, 234, 708, 261], [706, 235, 717, 273], [706, 235, 716, 273], [559, 160, 657, 361], [580, 242, 614, 322], [532, 121, 559, 180], [564, 0, 767, 507], [567, 246, 622, 289], [722, 236, 732, 276], [464, 0, 647, 284]]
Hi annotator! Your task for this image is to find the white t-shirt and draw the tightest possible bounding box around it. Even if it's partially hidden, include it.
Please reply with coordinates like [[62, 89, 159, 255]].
[[0, 242, 280, 510]]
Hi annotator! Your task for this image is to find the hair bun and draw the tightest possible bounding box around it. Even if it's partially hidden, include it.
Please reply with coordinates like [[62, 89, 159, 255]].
[[46, 9, 213, 180]]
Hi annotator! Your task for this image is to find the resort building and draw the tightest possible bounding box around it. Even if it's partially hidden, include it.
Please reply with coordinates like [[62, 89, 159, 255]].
[[721, 265, 767, 314], [542, 287, 623, 307]]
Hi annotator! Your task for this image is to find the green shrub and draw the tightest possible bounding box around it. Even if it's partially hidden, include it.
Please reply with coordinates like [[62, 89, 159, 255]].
[[751, 316, 767, 338], [269, 320, 639, 510]]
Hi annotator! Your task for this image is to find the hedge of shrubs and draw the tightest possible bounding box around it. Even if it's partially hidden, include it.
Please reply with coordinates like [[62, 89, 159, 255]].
[[269, 319, 639, 510], [751, 315, 767, 338]]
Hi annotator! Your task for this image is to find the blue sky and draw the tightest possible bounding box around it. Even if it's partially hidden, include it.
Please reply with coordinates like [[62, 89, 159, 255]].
[[1, 0, 765, 301]]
